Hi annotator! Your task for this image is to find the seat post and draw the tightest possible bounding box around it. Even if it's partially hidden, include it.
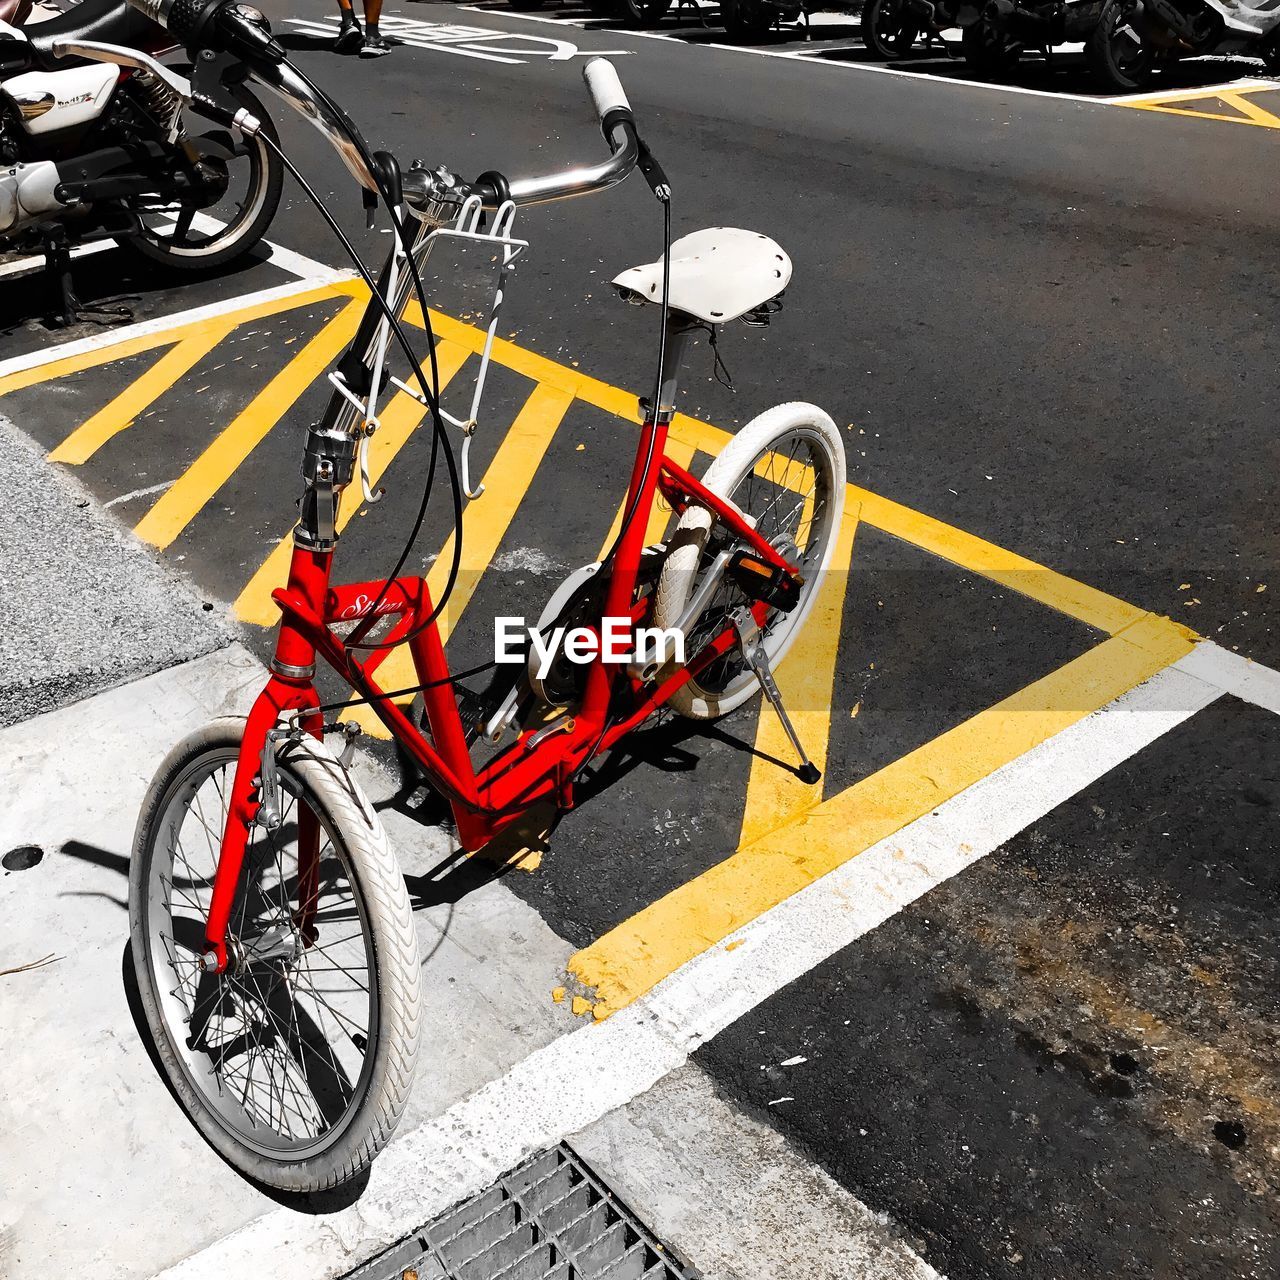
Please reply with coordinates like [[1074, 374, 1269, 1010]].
[[643, 310, 698, 427]]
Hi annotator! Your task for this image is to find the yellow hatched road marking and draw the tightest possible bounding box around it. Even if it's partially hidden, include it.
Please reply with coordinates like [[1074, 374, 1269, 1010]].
[[738, 505, 861, 847], [1124, 85, 1280, 128], [848, 484, 1146, 635], [416, 305, 1144, 637], [48, 325, 235, 465], [346, 382, 575, 738], [134, 298, 366, 549], [232, 341, 470, 628], [568, 612, 1197, 1017], [1213, 90, 1280, 126], [0, 278, 364, 398]]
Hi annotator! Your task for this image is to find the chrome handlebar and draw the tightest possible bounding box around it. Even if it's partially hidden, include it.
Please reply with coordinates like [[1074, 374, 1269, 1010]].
[[250, 58, 380, 192], [252, 54, 640, 216]]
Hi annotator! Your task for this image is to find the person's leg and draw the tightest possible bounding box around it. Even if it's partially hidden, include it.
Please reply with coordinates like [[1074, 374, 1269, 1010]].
[[334, 0, 362, 52], [359, 0, 390, 56]]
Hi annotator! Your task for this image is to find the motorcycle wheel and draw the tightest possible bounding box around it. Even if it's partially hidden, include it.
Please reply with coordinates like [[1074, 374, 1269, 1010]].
[[721, 0, 776, 40], [622, 0, 673, 25], [120, 85, 283, 273], [1086, 0, 1156, 91], [961, 19, 1023, 78], [861, 0, 920, 59]]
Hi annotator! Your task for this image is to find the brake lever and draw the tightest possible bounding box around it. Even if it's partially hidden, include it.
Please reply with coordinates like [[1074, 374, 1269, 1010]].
[[635, 137, 671, 203]]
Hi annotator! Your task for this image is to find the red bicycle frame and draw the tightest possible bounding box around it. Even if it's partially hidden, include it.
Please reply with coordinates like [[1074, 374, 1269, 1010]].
[[199, 395, 790, 971]]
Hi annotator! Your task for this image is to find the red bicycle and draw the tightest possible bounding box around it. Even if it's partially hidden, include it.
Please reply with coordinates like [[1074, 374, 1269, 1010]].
[[121, 0, 844, 1190]]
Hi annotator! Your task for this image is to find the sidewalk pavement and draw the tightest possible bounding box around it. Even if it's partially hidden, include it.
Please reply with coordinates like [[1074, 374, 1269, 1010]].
[[0, 412, 937, 1280], [0, 412, 226, 728], [0, 641, 937, 1280]]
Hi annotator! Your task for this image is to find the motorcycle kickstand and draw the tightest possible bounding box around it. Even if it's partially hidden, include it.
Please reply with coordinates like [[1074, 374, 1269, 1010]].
[[730, 607, 821, 785], [42, 232, 133, 328]]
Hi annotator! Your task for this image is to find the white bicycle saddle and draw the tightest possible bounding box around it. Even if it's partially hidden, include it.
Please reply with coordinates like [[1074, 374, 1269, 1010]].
[[612, 227, 792, 325]]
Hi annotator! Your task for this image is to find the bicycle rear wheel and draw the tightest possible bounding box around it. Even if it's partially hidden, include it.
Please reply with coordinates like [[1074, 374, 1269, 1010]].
[[129, 718, 421, 1191], [653, 402, 845, 720]]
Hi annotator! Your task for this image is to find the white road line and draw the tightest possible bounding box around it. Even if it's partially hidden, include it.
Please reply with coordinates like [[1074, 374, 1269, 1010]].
[[0, 219, 336, 293], [0, 270, 357, 382], [102, 480, 174, 509], [458, 4, 1263, 106], [159, 642, 1238, 1280], [0, 240, 114, 283], [1177, 639, 1280, 716]]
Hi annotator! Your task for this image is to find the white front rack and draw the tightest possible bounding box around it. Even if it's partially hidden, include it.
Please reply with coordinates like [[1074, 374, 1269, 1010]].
[[331, 195, 529, 506]]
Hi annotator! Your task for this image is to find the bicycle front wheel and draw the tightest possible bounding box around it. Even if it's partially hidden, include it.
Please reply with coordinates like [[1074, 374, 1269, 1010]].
[[653, 402, 846, 720], [129, 718, 421, 1192]]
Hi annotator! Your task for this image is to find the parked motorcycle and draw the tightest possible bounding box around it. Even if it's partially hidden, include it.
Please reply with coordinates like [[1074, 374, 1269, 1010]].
[[718, 0, 808, 39], [860, 0, 1083, 78], [860, 0, 985, 60], [961, 1, 1100, 76], [0, 0, 282, 323], [1073, 0, 1280, 90]]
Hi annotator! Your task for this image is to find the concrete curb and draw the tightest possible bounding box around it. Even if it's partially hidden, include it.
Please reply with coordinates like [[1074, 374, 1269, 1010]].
[[0, 412, 229, 728]]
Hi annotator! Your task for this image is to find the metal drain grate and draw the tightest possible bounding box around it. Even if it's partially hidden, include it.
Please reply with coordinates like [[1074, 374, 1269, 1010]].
[[345, 1143, 698, 1280]]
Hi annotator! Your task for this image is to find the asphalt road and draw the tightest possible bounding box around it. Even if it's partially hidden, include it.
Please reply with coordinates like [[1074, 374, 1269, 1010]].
[[261, 0, 1277, 661], [3, 4, 1277, 1276]]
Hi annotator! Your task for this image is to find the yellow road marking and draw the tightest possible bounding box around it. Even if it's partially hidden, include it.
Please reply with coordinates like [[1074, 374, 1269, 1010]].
[[133, 298, 366, 549], [594, 436, 697, 561], [1124, 85, 1280, 129], [0, 279, 364, 398], [416, 305, 1143, 636], [848, 484, 1146, 635], [232, 341, 470, 628], [739, 505, 861, 846], [48, 326, 235, 465], [346, 382, 574, 738], [568, 612, 1196, 1017]]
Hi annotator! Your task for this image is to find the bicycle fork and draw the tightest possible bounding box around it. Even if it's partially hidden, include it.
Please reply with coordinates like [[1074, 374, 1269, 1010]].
[[731, 607, 821, 786]]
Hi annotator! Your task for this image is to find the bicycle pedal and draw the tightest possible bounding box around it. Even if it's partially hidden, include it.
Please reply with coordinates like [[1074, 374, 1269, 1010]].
[[727, 549, 801, 613]]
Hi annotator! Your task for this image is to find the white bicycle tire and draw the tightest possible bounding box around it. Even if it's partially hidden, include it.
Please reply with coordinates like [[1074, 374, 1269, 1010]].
[[653, 402, 846, 720]]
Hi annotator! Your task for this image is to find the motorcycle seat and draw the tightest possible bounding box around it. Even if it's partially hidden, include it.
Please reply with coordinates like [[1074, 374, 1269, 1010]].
[[0, 0, 35, 26], [26, 0, 170, 62], [612, 227, 792, 325]]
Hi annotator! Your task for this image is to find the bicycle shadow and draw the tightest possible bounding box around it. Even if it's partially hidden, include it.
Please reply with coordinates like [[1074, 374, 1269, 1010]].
[[376, 707, 793, 905], [118, 937, 372, 1212], [57, 840, 374, 1211]]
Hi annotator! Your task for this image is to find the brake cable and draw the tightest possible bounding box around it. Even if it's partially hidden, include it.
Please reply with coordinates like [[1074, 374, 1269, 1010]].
[[260, 70, 675, 762]]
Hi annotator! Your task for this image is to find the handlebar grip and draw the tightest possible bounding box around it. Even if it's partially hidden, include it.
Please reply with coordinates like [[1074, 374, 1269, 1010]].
[[583, 58, 632, 129]]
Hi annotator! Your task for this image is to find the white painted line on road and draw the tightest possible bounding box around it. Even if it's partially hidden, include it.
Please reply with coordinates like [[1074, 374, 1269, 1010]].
[[159, 644, 1230, 1280], [102, 479, 175, 510], [460, 5, 1263, 107], [0, 270, 357, 382], [0, 218, 336, 291], [289, 14, 632, 62], [0, 239, 113, 283], [1177, 639, 1280, 716]]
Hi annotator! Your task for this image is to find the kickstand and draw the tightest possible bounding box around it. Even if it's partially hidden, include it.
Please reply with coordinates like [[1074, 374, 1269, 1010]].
[[732, 607, 821, 785], [43, 233, 133, 328]]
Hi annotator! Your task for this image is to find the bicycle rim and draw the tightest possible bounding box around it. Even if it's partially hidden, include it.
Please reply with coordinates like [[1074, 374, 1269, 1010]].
[[138, 746, 380, 1161]]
